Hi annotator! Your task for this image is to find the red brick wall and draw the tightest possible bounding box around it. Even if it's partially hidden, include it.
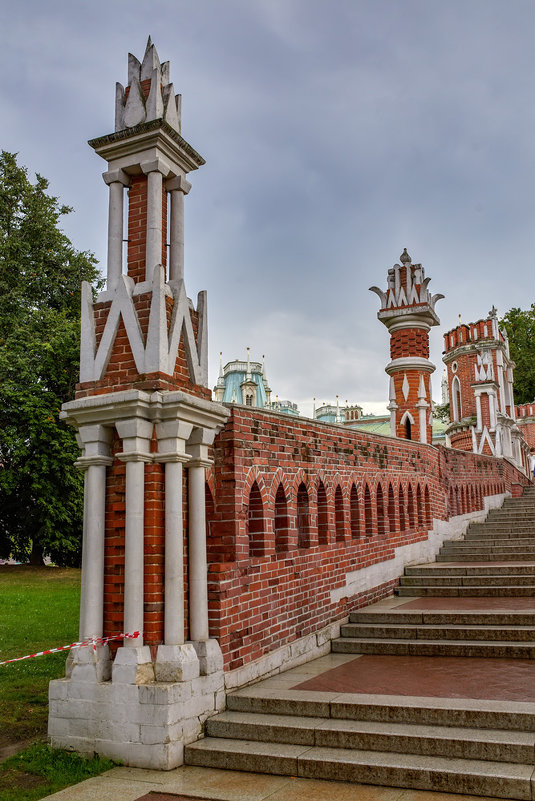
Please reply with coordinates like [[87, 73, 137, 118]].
[[127, 176, 147, 284], [205, 407, 528, 669], [390, 328, 429, 359]]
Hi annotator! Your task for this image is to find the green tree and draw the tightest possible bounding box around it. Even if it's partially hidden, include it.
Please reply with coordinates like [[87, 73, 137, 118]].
[[0, 151, 101, 565], [500, 305, 535, 406]]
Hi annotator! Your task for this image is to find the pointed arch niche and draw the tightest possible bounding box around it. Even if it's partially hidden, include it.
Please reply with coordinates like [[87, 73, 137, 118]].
[[247, 480, 265, 557]]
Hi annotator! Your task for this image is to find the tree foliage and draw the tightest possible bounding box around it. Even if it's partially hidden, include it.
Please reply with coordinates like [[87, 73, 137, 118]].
[[0, 151, 101, 565], [500, 305, 535, 406]]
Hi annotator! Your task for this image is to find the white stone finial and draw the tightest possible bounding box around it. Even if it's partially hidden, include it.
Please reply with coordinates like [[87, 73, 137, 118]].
[[418, 374, 426, 400], [246, 347, 251, 380], [115, 38, 182, 134]]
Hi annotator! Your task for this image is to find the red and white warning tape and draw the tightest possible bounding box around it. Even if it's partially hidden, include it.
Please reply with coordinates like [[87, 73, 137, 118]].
[[0, 631, 142, 666]]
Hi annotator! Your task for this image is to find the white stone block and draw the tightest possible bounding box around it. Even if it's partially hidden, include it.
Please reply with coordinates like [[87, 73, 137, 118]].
[[48, 679, 70, 701], [110, 682, 140, 707], [139, 720, 182, 745], [191, 672, 224, 697], [215, 690, 227, 712], [192, 639, 223, 675], [181, 716, 202, 744], [155, 643, 200, 682], [48, 734, 95, 757], [138, 681, 192, 706], [289, 633, 316, 660], [112, 646, 154, 685]]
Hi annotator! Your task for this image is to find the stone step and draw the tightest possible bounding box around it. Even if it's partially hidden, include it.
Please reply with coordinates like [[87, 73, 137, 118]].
[[395, 584, 535, 596], [340, 622, 535, 641], [492, 514, 535, 520], [468, 520, 535, 534], [437, 552, 535, 562], [350, 611, 535, 625], [205, 710, 535, 764], [226, 689, 535, 731], [399, 575, 535, 587], [185, 737, 534, 799], [454, 546, 535, 553], [332, 636, 535, 658], [404, 564, 535, 576], [466, 528, 535, 536]]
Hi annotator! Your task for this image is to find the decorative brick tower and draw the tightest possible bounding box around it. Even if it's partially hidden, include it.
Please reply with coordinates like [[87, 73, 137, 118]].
[[370, 249, 443, 443], [49, 39, 229, 769], [443, 308, 529, 473]]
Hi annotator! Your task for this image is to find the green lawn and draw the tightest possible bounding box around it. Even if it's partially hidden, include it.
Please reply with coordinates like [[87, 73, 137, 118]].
[[0, 566, 80, 748], [0, 565, 115, 800]]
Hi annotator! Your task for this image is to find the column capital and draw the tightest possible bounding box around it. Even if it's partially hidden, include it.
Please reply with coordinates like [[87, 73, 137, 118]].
[[76, 423, 113, 462], [116, 451, 153, 464], [75, 455, 114, 471], [166, 175, 191, 194], [102, 168, 130, 186], [187, 458, 212, 469], [140, 157, 171, 176], [154, 452, 191, 464], [115, 417, 153, 462]]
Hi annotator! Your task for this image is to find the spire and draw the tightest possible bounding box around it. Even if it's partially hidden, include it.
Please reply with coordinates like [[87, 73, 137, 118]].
[[216, 351, 225, 389], [246, 347, 251, 380], [261, 354, 268, 384], [312, 397, 316, 418], [336, 395, 340, 423]]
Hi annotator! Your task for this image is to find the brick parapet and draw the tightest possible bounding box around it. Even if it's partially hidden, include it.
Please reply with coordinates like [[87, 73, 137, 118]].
[[204, 407, 529, 670]]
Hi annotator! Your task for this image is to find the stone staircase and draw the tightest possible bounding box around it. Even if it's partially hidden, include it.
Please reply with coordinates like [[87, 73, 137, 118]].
[[186, 487, 535, 799]]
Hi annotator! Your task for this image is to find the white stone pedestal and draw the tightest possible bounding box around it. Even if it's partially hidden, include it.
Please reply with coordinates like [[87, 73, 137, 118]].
[[48, 652, 225, 769]]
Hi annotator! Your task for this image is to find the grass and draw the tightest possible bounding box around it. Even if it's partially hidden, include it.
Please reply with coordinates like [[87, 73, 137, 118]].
[[0, 565, 115, 799], [0, 566, 81, 748], [0, 743, 115, 801]]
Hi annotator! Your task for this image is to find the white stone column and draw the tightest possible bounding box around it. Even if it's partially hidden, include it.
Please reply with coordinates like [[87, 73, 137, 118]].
[[187, 428, 222, 675], [475, 393, 482, 431], [489, 392, 496, 430], [103, 169, 130, 292], [166, 175, 191, 283], [387, 377, 397, 437], [141, 159, 170, 281], [154, 419, 199, 682], [113, 417, 153, 684], [188, 461, 210, 642], [71, 425, 113, 682]]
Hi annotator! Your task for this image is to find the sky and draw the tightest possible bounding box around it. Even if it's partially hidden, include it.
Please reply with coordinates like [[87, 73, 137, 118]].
[[2, 0, 535, 416]]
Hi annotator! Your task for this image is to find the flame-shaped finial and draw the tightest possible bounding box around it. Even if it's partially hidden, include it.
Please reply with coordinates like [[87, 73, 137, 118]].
[[115, 37, 182, 134], [400, 248, 411, 264]]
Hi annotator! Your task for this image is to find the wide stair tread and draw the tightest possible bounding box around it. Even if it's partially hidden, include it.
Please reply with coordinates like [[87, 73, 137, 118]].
[[206, 710, 535, 763], [332, 636, 535, 657], [340, 622, 535, 641], [185, 737, 534, 799]]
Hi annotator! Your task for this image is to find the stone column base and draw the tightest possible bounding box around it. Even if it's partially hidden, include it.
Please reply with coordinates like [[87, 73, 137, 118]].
[[49, 651, 225, 769], [192, 638, 223, 675], [65, 644, 111, 683], [155, 643, 200, 682]]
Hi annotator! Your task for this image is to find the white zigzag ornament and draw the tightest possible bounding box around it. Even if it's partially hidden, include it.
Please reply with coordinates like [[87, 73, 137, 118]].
[[80, 265, 208, 386]]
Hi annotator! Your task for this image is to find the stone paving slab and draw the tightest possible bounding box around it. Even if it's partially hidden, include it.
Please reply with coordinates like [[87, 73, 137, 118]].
[[42, 765, 516, 801]]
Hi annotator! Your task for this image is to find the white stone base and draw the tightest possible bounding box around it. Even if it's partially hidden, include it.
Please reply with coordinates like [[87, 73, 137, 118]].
[[48, 651, 224, 769]]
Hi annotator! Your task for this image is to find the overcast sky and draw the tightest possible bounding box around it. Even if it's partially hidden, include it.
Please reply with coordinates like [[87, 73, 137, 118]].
[[2, 0, 535, 415]]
